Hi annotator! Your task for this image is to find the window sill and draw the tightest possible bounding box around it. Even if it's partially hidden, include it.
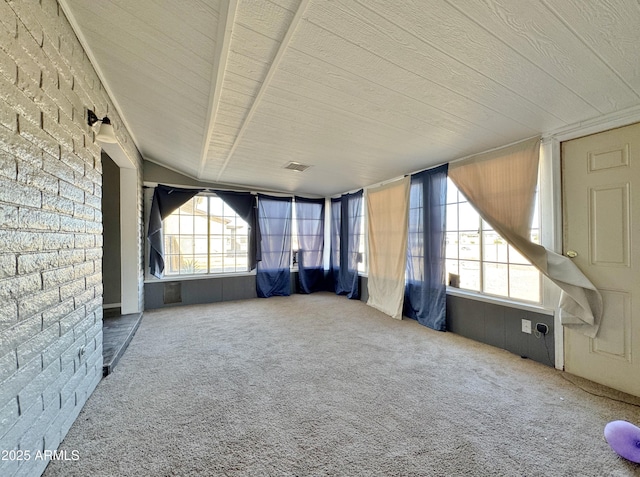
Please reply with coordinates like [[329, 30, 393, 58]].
[[446, 286, 554, 316], [144, 270, 256, 284], [145, 267, 307, 284]]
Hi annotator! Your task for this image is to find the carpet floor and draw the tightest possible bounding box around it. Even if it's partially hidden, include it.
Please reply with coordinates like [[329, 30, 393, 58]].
[[44, 293, 640, 476]]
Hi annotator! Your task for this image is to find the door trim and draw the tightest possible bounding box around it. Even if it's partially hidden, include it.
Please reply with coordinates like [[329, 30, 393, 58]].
[[542, 105, 640, 371], [545, 104, 640, 144], [102, 142, 142, 315]]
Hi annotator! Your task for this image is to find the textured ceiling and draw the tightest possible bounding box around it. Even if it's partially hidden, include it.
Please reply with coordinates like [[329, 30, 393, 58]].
[[61, 0, 640, 196]]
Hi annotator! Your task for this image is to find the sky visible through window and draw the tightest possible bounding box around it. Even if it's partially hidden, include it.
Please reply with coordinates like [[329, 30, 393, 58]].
[[445, 179, 541, 303], [163, 196, 249, 275]]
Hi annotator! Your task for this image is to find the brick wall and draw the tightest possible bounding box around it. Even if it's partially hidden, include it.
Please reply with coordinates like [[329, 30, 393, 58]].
[[0, 1, 144, 476]]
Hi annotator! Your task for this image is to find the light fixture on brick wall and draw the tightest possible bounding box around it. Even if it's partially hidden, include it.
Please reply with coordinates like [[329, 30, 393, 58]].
[[87, 109, 117, 143]]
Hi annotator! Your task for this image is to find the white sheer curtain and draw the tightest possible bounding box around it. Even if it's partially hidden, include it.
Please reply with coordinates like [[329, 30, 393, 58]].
[[366, 177, 410, 319], [449, 137, 602, 337]]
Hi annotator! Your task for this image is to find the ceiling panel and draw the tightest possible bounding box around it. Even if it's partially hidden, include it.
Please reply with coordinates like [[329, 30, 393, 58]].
[[62, 0, 221, 176], [61, 0, 640, 196], [543, 0, 640, 96], [452, 0, 637, 113], [358, 0, 602, 122], [297, 1, 568, 130], [280, 20, 523, 144]]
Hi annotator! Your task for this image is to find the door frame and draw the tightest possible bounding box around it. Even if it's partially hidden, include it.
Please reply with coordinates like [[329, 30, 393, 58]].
[[543, 104, 640, 370], [101, 142, 141, 315]]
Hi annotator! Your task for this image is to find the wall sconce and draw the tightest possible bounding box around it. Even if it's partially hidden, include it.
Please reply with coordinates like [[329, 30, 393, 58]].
[[87, 109, 117, 143]]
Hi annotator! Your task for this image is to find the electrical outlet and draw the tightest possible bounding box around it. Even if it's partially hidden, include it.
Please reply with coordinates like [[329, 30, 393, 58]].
[[521, 319, 532, 334], [536, 323, 549, 335]]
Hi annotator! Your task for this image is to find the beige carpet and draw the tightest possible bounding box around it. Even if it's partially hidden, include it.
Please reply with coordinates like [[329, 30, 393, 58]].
[[44, 293, 640, 476]]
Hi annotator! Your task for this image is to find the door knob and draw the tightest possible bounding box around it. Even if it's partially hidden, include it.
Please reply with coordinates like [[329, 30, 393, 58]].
[[566, 250, 578, 258]]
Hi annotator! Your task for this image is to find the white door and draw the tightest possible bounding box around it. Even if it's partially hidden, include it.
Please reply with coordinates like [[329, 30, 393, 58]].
[[562, 122, 640, 397]]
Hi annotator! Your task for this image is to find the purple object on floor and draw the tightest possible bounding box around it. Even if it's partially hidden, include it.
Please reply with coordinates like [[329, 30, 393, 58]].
[[604, 420, 640, 464]]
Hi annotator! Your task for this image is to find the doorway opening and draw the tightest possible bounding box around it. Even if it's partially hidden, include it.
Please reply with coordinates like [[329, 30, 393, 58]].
[[101, 150, 142, 375]]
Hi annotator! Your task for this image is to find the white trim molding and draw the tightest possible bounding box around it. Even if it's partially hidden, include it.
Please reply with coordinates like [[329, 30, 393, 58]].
[[544, 104, 640, 144], [543, 106, 640, 370]]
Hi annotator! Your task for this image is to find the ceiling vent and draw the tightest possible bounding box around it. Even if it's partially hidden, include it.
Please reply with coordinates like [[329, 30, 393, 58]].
[[283, 161, 311, 172]]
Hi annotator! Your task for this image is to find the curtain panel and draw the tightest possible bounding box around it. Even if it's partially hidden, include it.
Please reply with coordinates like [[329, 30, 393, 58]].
[[215, 190, 261, 270], [449, 137, 602, 338], [404, 165, 449, 330], [295, 197, 325, 294], [147, 184, 203, 278], [329, 198, 341, 290], [330, 191, 363, 299], [256, 195, 292, 298], [366, 177, 410, 319]]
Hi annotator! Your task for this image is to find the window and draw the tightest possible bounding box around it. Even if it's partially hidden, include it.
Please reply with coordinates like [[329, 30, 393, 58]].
[[163, 195, 249, 276], [291, 204, 299, 265], [356, 202, 366, 274], [330, 193, 366, 274], [445, 179, 541, 302]]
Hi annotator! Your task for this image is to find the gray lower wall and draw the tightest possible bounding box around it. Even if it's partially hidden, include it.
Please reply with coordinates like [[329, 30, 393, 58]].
[[362, 277, 554, 367], [145, 272, 305, 309], [446, 294, 555, 367], [144, 160, 256, 191], [144, 274, 260, 309], [359, 275, 369, 303], [146, 275, 554, 367]]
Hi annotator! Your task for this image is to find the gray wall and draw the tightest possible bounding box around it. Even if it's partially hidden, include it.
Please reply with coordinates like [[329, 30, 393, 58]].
[[145, 275, 258, 309], [101, 152, 121, 307], [144, 160, 255, 191], [146, 275, 553, 367], [0, 3, 144, 476], [447, 294, 555, 367], [361, 277, 554, 367], [145, 272, 304, 309]]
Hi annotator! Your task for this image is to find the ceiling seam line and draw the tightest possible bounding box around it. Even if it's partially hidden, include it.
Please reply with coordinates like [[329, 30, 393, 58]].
[[350, 1, 568, 127], [198, 0, 239, 178], [80, 0, 219, 55], [539, 0, 640, 101], [74, 8, 220, 68], [442, 0, 609, 113], [298, 17, 538, 136], [358, 2, 584, 123], [214, 0, 312, 182], [67, 24, 214, 90], [301, 12, 561, 130], [277, 44, 527, 143], [261, 83, 499, 149]]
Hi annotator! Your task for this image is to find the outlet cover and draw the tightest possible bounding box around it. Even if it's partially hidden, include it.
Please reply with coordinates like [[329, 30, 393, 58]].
[[521, 319, 532, 334]]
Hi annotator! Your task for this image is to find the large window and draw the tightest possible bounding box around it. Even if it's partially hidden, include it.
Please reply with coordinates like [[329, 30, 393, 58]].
[[163, 195, 249, 276], [356, 203, 366, 274], [445, 179, 541, 302]]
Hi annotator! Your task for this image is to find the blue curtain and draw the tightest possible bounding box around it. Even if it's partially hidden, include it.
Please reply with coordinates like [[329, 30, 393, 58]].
[[330, 198, 341, 290], [295, 197, 325, 294], [330, 190, 363, 299], [404, 164, 448, 330], [148, 185, 203, 278], [256, 195, 292, 298], [215, 191, 261, 270]]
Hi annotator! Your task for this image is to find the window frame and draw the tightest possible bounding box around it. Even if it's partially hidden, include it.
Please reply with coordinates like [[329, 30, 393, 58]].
[[160, 193, 251, 278], [445, 178, 542, 304]]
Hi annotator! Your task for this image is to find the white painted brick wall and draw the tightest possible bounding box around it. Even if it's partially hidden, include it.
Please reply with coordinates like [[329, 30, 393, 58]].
[[0, 1, 144, 476]]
